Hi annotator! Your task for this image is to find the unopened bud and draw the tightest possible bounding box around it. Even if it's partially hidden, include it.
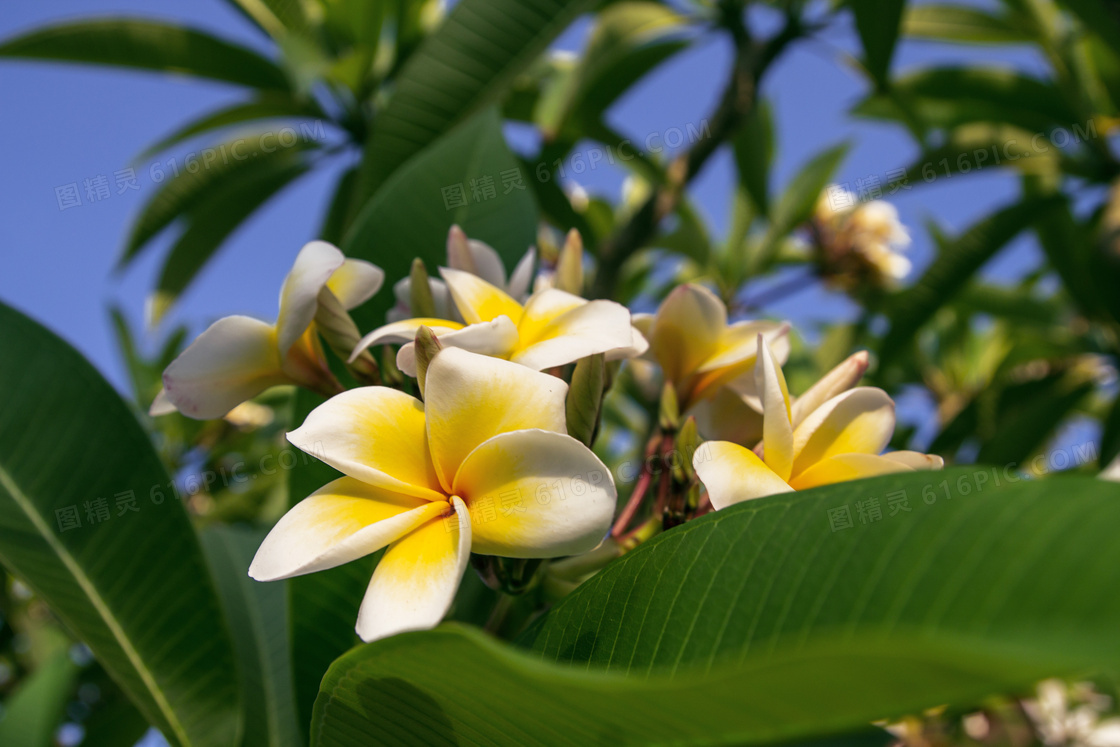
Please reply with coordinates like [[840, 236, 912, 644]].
[[409, 258, 438, 318], [566, 353, 605, 446], [315, 289, 381, 385], [659, 383, 680, 432], [414, 326, 442, 398], [556, 229, 584, 294], [446, 225, 476, 274], [790, 350, 870, 427]]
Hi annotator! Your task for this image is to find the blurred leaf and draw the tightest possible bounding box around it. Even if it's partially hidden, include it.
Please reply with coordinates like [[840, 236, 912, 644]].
[[953, 283, 1064, 325], [202, 525, 303, 747], [121, 134, 319, 268], [316, 471, 1120, 746], [658, 198, 711, 265], [78, 667, 152, 747], [976, 372, 1095, 466], [879, 196, 1062, 368], [344, 107, 538, 332], [1060, 0, 1120, 51], [222, 0, 311, 40], [853, 67, 1080, 134], [902, 4, 1031, 44], [734, 99, 775, 216], [0, 19, 291, 91], [848, 0, 906, 84], [354, 0, 597, 200], [318, 166, 359, 246], [1100, 394, 1120, 467], [0, 302, 240, 746], [152, 157, 311, 319], [0, 650, 78, 747], [137, 96, 326, 161]]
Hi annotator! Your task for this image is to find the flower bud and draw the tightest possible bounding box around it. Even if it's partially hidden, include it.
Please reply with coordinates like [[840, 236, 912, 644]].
[[790, 350, 870, 427]]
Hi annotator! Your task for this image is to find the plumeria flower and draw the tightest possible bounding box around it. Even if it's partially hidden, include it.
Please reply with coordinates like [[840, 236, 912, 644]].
[[154, 241, 384, 420], [635, 283, 790, 413], [248, 347, 616, 641], [694, 336, 942, 509], [351, 264, 646, 375], [387, 225, 535, 323], [813, 187, 912, 283]]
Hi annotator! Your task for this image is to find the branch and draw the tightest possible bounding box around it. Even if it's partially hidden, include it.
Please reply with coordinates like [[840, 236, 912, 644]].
[[590, 9, 804, 299]]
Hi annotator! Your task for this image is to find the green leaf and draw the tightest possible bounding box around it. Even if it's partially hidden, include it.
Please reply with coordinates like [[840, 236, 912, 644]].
[[344, 107, 538, 332], [1060, 0, 1120, 51], [222, 0, 312, 40], [879, 195, 1062, 368], [353, 0, 597, 200], [902, 4, 1031, 44], [0, 650, 78, 747], [0, 302, 240, 746], [137, 96, 326, 162], [566, 354, 606, 446], [312, 470, 1120, 746], [733, 99, 775, 215], [151, 155, 311, 317], [853, 67, 1080, 134], [848, 0, 906, 84], [201, 525, 304, 747], [121, 134, 318, 268], [976, 372, 1095, 466], [0, 19, 291, 91]]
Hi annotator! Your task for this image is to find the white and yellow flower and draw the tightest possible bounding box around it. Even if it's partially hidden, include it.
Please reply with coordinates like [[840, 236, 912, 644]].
[[155, 241, 384, 420], [352, 264, 646, 374], [814, 187, 912, 282], [694, 336, 942, 509], [635, 283, 789, 413], [387, 225, 536, 323], [249, 347, 616, 642]]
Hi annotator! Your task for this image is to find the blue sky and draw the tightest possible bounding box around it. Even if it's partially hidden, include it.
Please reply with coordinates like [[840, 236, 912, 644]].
[[0, 0, 1080, 456]]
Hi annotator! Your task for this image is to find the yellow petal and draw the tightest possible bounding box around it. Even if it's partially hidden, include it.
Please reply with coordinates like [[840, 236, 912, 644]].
[[355, 495, 470, 642], [690, 322, 789, 403], [881, 450, 944, 470], [287, 387, 444, 501], [693, 441, 792, 510], [326, 258, 385, 310], [516, 289, 587, 346], [649, 284, 725, 386], [512, 298, 636, 371], [788, 453, 913, 491], [248, 477, 445, 580], [162, 315, 285, 420], [440, 267, 523, 325], [453, 429, 615, 558], [349, 318, 464, 362], [423, 348, 567, 491], [755, 335, 793, 481], [790, 387, 895, 479]]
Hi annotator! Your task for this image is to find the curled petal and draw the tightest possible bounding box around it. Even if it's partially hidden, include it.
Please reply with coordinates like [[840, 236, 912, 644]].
[[287, 387, 444, 500], [693, 440, 792, 510], [276, 241, 346, 356], [326, 258, 385, 310], [790, 387, 896, 479], [355, 495, 470, 642], [248, 477, 445, 581], [881, 450, 944, 470], [512, 299, 636, 371], [396, 316, 520, 376], [508, 247, 537, 300], [162, 315, 285, 420], [440, 267, 523, 325], [756, 335, 794, 481], [691, 322, 789, 402], [349, 318, 464, 362], [453, 429, 615, 558], [790, 351, 870, 428], [789, 453, 914, 491], [424, 348, 567, 491], [649, 284, 726, 385], [606, 325, 650, 362]]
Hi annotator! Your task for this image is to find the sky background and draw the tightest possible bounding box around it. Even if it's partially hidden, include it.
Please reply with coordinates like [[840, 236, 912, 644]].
[[0, 0, 1091, 447]]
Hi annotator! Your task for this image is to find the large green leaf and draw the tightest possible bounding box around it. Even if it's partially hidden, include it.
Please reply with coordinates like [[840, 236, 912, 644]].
[[0, 302, 240, 746], [312, 470, 1120, 746], [0, 650, 78, 747], [202, 525, 303, 747], [902, 4, 1031, 44], [848, 0, 906, 84], [0, 19, 291, 91], [878, 196, 1062, 369], [344, 107, 538, 332], [353, 0, 596, 200], [733, 99, 776, 215]]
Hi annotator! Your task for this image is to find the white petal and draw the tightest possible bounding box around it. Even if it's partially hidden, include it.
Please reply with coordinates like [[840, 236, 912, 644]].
[[508, 247, 537, 299], [149, 388, 177, 416], [355, 495, 470, 642], [396, 316, 519, 376], [512, 299, 637, 371], [327, 258, 385, 310], [248, 477, 445, 581], [275, 241, 346, 356], [790, 387, 896, 479], [349, 318, 464, 362], [287, 387, 445, 500], [440, 267, 524, 325], [467, 239, 508, 288], [162, 315, 284, 420], [693, 440, 792, 510], [756, 335, 794, 481], [453, 429, 615, 558], [605, 325, 650, 362]]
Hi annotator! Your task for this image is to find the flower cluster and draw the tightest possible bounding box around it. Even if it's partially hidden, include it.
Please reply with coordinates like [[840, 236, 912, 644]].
[[157, 221, 940, 642], [811, 186, 912, 288]]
